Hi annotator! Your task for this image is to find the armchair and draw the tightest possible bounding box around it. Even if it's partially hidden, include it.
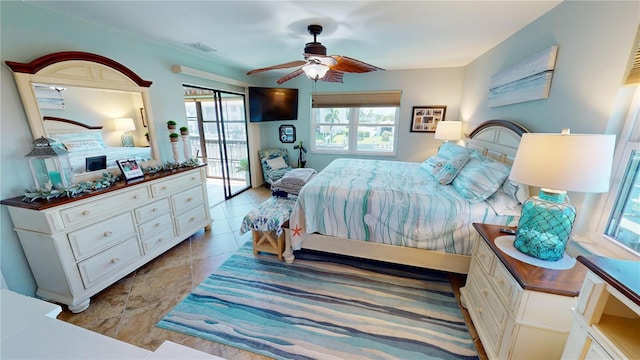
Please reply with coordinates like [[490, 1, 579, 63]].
[[258, 148, 294, 185]]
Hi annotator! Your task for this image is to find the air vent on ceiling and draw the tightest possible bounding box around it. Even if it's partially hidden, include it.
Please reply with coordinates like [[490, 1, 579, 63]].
[[624, 25, 640, 86], [185, 42, 218, 53]]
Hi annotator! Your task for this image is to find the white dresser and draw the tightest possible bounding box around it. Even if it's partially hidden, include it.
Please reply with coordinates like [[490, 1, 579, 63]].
[[1, 166, 212, 312], [561, 256, 639, 360], [460, 223, 587, 360]]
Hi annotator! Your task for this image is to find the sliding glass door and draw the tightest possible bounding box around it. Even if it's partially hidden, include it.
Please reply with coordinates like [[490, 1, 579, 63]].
[[184, 85, 250, 204]]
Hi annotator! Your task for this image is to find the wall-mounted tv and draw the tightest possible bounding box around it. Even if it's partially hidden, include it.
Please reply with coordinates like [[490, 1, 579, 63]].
[[248, 86, 299, 122]]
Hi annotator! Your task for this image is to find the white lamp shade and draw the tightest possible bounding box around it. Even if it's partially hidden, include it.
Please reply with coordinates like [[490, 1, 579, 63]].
[[434, 121, 462, 141], [114, 118, 136, 132], [303, 63, 329, 80], [509, 132, 616, 193]]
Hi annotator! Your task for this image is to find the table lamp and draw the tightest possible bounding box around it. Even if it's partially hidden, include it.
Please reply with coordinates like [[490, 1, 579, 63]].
[[115, 118, 136, 147], [434, 121, 462, 141], [509, 129, 615, 261]]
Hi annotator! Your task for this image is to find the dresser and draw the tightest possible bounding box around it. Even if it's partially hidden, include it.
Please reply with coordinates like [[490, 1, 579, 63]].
[[561, 256, 639, 360], [460, 223, 587, 359], [1, 166, 212, 312]]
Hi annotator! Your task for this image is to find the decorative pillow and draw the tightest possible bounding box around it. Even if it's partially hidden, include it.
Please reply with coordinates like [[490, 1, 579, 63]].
[[428, 143, 471, 185], [452, 152, 511, 203], [53, 131, 107, 148], [420, 156, 447, 175], [486, 190, 522, 216], [265, 156, 288, 170], [62, 139, 104, 152]]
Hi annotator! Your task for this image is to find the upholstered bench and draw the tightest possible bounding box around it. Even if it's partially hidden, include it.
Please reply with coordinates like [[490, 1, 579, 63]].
[[239, 197, 296, 260]]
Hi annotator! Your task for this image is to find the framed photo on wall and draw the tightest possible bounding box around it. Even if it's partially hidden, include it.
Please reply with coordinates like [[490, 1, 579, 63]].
[[116, 159, 144, 181], [410, 105, 447, 132]]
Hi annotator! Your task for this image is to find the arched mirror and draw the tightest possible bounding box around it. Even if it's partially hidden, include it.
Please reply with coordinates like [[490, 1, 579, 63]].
[[6, 51, 159, 181]]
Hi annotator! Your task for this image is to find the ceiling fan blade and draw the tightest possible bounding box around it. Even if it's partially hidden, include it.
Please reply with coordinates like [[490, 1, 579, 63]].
[[320, 70, 344, 83], [329, 56, 384, 73], [276, 68, 305, 84], [247, 60, 307, 75]]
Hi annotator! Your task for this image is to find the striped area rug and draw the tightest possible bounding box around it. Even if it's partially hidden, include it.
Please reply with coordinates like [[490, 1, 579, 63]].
[[157, 243, 478, 360]]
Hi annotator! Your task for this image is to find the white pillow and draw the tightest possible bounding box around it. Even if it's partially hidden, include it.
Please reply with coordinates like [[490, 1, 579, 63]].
[[266, 156, 288, 170], [486, 190, 522, 216], [62, 139, 104, 152]]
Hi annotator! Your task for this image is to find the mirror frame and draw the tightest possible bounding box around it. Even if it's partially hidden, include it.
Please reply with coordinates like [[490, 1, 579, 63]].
[[5, 51, 160, 178]]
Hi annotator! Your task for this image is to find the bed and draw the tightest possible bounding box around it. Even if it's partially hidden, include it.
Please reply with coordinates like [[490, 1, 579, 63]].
[[44, 116, 152, 174], [284, 120, 529, 274]]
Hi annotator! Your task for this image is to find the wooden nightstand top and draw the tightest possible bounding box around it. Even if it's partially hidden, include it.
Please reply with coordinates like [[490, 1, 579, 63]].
[[473, 223, 588, 297]]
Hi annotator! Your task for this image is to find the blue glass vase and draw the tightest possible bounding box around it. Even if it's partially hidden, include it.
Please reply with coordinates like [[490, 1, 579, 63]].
[[514, 189, 576, 261]]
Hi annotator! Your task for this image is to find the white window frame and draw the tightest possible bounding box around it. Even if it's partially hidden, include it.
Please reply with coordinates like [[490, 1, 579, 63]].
[[311, 106, 399, 156], [585, 87, 640, 259]]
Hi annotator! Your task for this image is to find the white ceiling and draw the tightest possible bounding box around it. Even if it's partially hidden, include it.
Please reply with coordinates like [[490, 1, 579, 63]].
[[27, 1, 562, 74]]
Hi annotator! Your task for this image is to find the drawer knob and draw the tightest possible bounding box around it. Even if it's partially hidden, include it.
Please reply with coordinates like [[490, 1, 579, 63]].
[[187, 197, 193, 202], [103, 231, 113, 237], [133, 195, 139, 199], [189, 216, 196, 222], [82, 210, 90, 216], [162, 186, 167, 190], [154, 223, 161, 228], [191, 176, 196, 180], [111, 257, 120, 263], [481, 287, 488, 295], [477, 307, 483, 314], [498, 277, 505, 284], [152, 208, 158, 212], [157, 238, 163, 243]]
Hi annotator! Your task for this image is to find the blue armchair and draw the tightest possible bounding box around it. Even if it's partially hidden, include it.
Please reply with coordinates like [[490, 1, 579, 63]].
[[259, 148, 294, 185]]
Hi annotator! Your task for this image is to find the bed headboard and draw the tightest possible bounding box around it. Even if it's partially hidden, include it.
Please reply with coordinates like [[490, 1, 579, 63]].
[[43, 116, 103, 136], [466, 120, 529, 165]]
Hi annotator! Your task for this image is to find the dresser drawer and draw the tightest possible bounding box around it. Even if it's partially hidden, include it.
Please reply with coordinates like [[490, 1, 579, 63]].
[[171, 186, 204, 214], [150, 171, 203, 198], [474, 238, 495, 274], [491, 259, 522, 312], [135, 199, 170, 224], [141, 231, 175, 254], [470, 262, 510, 327], [77, 237, 141, 288], [60, 188, 149, 228], [175, 205, 207, 235], [68, 213, 136, 261], [467, 274, 504, 352], [138, 213, 173, 239]]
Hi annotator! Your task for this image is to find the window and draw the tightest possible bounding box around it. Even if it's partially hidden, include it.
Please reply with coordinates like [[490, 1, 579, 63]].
[[597, 87, 640, 256], [311, 91, 401, 155]]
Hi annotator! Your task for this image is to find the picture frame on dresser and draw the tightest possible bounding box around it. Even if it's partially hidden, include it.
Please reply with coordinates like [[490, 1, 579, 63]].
[[116, 159, 144, 181]]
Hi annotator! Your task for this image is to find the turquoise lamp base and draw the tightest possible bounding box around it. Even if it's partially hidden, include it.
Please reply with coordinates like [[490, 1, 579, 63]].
[[514, 189, 577, 261], [121, 132, 134, 147]]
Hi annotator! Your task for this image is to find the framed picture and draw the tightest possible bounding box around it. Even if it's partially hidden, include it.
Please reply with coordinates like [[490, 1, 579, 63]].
[[116, 159, 144, 181], [410, 105, 447, 132], [279, 124, 296, 143]]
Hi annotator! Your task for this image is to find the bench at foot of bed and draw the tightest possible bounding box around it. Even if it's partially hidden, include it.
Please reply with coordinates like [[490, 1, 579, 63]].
[[239, 197, 296, 261]]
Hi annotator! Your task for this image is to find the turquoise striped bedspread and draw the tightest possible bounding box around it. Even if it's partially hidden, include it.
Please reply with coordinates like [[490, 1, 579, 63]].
[[289, 158, 517, 255]]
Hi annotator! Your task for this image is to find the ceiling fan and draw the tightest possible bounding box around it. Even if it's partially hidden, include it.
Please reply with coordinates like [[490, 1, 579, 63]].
[[247, 24, 384, 84]]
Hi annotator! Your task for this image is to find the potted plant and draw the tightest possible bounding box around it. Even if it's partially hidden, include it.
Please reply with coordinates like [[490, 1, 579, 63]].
[[179, 126, 189, 135], [169, 132, 179, 142], [144, 132, 149, 142], [167, 120, 177, 130], [235, 158, 250, 183]]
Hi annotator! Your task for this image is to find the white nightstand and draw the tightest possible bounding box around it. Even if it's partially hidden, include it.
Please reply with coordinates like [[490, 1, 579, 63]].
[[460, 223, 587, 359]]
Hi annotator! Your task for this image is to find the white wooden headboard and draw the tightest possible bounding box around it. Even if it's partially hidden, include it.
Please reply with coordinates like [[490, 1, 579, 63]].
[[466, 120, 529, 165]]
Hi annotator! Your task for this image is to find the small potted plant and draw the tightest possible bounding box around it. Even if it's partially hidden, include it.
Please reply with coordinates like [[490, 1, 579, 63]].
[[167, 120, 177, 130], [169, 132, 179, 142], [179, 126, 189, 135], [144, 132, 149, 142]]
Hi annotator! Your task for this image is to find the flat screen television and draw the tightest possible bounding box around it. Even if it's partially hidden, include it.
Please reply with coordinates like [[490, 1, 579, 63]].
[[248, 86, 298, 122]]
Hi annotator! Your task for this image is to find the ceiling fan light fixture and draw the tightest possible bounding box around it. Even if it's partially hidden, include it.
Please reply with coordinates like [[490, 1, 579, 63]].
[[303, 63, 329, 81]]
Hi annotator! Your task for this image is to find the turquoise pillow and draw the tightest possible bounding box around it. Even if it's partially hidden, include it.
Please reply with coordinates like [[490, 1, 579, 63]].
[[452, 152, 511, 203], [427, 142, 470, 185]]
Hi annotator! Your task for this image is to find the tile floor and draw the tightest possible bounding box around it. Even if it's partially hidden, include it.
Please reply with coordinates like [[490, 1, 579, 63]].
[[57, 186, 486, 360]]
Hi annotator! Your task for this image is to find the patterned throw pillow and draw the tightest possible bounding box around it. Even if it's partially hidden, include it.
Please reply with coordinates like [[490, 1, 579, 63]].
[[422, 142, 471, 185], [62, 139, 104, 152], [452, 151, 511, 203], [265, 156, 288, 170]]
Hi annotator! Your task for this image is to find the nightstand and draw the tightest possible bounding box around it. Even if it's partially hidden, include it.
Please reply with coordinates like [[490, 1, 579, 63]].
[[460, 223, 588, 359]]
